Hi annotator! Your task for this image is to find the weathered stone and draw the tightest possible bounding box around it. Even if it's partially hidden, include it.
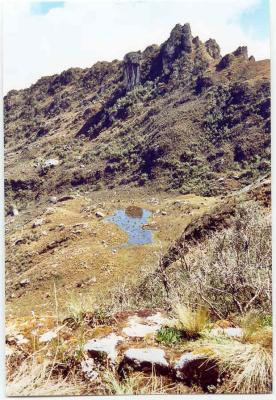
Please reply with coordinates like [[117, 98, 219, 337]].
[[95, 211, 105, 218], [32, 218, 44, 228], [119, 347, 170, 376], [205, 39, 221, 59], [84, 333, 124, 362], [19, 278, 30, 287], [39, 330, 57, 343], [217, 53, 235, 70], [123, 51, 142, 90], [210, 327, 243, 338], [122, 312, 166, 338], [15, 334, 29, 345], [49, 196, 57, 204], [12, 206, 19, 217], [175, 352, 219, 390], [43, 159, 59, 168], [233, 46, 248, 58], [81, 358, 98, 381], [57, 195, 75, 202], [160, 23, 193, 75]]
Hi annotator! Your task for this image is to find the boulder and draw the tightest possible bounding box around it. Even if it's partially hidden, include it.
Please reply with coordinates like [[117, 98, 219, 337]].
[[84, 333, 124, 362], [57, 195, 75, 202], [43, 159, 59, 168], [174, 351, 219, 390], [32, 218, 44, 228], [119, 347, 170, 376], [122, 312, 166, 338]]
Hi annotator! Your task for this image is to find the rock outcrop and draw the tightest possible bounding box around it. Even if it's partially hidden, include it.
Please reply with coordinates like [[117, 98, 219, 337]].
[[123, 52, 142, 90]]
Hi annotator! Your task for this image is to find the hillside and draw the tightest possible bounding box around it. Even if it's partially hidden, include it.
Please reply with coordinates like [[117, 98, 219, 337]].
[[4, 23, 270, 213], [5, 23, 272, 396]]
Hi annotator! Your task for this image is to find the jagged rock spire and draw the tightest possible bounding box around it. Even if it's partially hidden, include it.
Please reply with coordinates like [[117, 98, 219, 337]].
[[123, 51, 142, 90]]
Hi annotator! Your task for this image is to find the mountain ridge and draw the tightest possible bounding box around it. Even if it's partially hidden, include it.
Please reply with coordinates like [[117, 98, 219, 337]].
[[4, 23, 270, 212]]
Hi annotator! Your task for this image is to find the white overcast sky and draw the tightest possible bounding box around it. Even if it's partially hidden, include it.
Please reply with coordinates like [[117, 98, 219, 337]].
[[3, 0, 270, 94]]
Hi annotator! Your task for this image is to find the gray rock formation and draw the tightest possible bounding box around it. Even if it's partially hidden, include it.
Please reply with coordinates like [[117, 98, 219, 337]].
[[205, 39, 221, 59], [123, 51, 142, 90], [160, 23, 193, 75]]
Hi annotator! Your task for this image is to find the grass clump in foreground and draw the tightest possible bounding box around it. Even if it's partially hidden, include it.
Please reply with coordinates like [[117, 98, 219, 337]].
[[214, 341, 272, 394], [6, 358, 82, 397]]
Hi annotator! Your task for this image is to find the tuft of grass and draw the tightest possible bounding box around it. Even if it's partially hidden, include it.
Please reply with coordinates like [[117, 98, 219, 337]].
[[214, 342, 272, 394], [171, 305, 210, 339], [65, 296, 87, 327], [102, 370, 174, 395], [239, 312, 272, 349], [6, 358, 82, 396]]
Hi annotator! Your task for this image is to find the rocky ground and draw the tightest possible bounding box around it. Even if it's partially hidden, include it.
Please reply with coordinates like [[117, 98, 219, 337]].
[[5, 188, 218, 316]]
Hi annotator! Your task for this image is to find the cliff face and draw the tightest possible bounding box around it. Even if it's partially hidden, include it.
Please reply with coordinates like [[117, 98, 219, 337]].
[[4, 23, 270, 210]]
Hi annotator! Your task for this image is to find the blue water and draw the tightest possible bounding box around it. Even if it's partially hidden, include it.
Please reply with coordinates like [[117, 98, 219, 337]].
[[105, 208, 153, 246]]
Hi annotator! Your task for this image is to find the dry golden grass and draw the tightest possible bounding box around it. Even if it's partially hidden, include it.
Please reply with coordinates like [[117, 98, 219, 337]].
[[239, 312, 272, 349], [170, 304, 210, 338], [6, 358, 82, 396], [214, 341, 272, 394], [102, 369, 181, 395]]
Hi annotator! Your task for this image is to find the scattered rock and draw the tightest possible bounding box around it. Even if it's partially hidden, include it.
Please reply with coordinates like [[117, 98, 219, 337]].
[[11, 206, 19, 217], [95, 211, 105, 218], [49, 196, 57, 204], [15, 334, 29, 345], [39, 330, 58, 343], [161, 211, 167, 215], [43, 159, 59, 168], [32, 218, 44, 228], [210, 327, 243, 338], [81, 359, 98, 381], [119, 348, 170, 376], [84, 333, 124, 362], [44, 207, 55, 215], [122, 313, 164, 338], [19, 278, 30, 287]]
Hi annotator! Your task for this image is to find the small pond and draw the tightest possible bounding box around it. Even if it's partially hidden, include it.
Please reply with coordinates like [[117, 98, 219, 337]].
[[104, 206, 153, 246]]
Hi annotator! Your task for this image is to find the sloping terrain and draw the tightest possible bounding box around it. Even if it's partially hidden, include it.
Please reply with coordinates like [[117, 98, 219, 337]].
[[4, 23, 270, 213], [4, 23, 272, 396]]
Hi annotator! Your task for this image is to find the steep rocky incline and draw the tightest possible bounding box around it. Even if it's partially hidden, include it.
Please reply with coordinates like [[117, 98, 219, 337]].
[[4, 23, 270, 212]]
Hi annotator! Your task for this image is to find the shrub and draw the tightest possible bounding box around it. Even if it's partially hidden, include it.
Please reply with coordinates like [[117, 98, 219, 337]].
[[156, 326, 182, 346], [172, 201, 272, 318]]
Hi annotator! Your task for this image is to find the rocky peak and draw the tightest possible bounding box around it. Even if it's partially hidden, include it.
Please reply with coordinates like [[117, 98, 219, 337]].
[[161, 23, 193, 68], [205, 39, 221, 59], [233, 46, 248, 58], [217, 45, 248, 70]]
